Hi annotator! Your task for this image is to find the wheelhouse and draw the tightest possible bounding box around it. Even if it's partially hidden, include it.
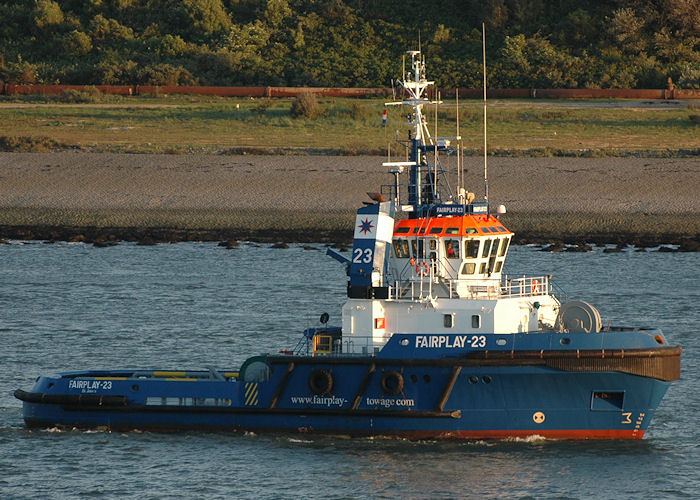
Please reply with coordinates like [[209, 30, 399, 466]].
[[389, 214, 513, 286]]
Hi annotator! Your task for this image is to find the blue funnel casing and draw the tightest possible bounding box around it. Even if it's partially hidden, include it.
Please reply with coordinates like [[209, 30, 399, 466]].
[[347, 201, 395, 299]]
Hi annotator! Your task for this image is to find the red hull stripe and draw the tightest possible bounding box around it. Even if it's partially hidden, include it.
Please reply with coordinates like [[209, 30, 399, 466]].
[[392, 429, 646, 440]]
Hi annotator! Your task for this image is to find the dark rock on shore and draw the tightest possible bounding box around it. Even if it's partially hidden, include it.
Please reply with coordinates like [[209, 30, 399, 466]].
[[137, 237, 158, 246], [679, 239, 700, 252], [0, 225, 697, 251], [565, 244, 593, 252], [657, 246, 677, 252], [541, 242, 566, 252], [603, 243, 628, 253], [218, 240, 239, 249]]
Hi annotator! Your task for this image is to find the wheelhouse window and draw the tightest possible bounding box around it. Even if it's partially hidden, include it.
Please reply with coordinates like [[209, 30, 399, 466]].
[[428, 239, 437, 261], [465, 239, 480, 258], [460, 262, 476, 275], [482, 239, 493, 258], [445, 239, 460, 259], [393, 239, 410, 258], [411, 239, 425, 258], [490, 239, 499, 256], [498, 237, 511, 257]]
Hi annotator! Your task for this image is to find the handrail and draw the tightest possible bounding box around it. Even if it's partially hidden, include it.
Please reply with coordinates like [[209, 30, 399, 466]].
[[387, 274, 556, 301]]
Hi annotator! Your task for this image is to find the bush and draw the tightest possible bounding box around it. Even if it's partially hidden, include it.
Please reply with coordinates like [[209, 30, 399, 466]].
[[137, 64, 197, 86], [252, 98, 271, 116], [58, 86, 104, 103], [0, 56, 38, 84], [290, 92, 321, 118], [0, 135, 65, 152], [349, 101, 373, 121], [678, 64, 700, 89], [63, 30, 93, 57]]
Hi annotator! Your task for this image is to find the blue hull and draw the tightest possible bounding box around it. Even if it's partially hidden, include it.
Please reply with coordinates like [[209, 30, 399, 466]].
[[17, 332, 680, 440]]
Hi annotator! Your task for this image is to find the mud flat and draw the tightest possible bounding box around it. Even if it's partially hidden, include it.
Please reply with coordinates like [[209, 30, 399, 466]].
[[0, 152, 698, 246]]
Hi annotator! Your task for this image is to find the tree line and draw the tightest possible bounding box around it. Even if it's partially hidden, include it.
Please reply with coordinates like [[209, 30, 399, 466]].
[[0, 0, 697, 89]]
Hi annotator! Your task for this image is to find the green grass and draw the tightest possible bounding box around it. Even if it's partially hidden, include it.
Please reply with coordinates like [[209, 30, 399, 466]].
[[0, 96, 697, 155]]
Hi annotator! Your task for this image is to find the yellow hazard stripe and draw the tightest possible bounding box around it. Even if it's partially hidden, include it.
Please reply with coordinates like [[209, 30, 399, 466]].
[[154, 371, 187, 377], [244, 383, 259, 406]]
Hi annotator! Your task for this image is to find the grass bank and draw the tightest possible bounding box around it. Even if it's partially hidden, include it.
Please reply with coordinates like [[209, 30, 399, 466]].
[[0, 95, 697, 156]]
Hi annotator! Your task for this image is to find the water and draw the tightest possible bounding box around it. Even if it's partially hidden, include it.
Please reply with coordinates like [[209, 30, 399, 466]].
[[1, 242, 697, 499]]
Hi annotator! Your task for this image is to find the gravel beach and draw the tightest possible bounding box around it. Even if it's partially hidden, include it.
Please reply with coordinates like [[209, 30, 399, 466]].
[[0, 152, 698, 244]]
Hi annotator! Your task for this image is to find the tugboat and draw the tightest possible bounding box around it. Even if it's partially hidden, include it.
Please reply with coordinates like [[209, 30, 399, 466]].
[[15, 50, 680, 439]]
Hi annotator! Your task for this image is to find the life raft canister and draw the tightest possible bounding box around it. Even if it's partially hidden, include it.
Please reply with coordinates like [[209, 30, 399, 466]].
[[308, 369, 333, 396], [380, 370, 404, 395]]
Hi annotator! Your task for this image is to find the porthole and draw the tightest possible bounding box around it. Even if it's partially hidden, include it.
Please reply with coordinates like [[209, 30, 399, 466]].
[[443, 314, 454, 328], [472, 315, 481, 329], [410, 374, 418, 383], [560, 337, 571, 345], [131, 384, 140, 392], [423, 374, 431, 383], [496, 338, 506, 346], [400, 338, 410, 346], [469, 376, 479, 384], [482, 376, 492, 384]]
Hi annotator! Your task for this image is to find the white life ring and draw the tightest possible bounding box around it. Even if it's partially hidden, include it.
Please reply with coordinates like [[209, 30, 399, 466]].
[[415, 261, 430, 277]]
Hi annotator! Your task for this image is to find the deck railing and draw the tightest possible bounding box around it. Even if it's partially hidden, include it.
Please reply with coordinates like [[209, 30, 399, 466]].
[[387, 272, 555, 301], [294, 335, 378, 357]]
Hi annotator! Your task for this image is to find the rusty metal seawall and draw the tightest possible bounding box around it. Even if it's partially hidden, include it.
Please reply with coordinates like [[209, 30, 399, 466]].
[[2, 83, 699, 99]]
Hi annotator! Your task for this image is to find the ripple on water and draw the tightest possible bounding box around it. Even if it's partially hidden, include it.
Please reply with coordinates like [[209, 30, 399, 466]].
[[0, 242, 697, 499]]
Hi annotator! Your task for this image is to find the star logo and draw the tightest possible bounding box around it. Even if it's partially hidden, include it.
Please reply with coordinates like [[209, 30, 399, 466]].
[[358, 218, 374, 235]]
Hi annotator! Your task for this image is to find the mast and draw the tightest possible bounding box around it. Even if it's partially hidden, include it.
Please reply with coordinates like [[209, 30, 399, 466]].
[[400, 50, 433, 212], [383, 48, 463, 217], [482, 23, 489, 203]]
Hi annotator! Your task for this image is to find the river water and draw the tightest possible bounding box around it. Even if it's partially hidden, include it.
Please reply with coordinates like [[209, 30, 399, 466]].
[[1, 241, 697, 499]]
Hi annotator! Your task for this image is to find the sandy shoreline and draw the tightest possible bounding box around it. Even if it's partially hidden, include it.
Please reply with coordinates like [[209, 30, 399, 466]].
[[1, 152, 698, 245]]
